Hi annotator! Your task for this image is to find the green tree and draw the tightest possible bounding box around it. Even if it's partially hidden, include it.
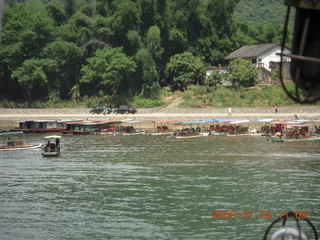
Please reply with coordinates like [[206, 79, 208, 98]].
[[46, 2, 66, 26], [205, 70, 224, 89], [146, 26, 163, 63], [0, 3, 54, 100], [58, 12, 92, 45], [65, 0, 76, 18], [111, 0, 140, 46], [228, 59, 258, 88], [126, 30, 142, 56], [43, 40, 83, 98], [256, 22, 283, 44], [11, 58, 49, 101], [165, 51, 205, 91], [80, 47, 136, 95], [135, 48, 159, 97]]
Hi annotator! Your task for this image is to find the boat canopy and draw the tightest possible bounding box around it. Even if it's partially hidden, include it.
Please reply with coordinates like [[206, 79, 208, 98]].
[[286, 124, 310, 128], [66, 120, 121, 125], [257, 118, 274, 123], [198, 119, 219, 123], [228, 120, 250, 125], [121, 119, 133, 123], [212, 118, 232, 122], [0, 131, 24, 136], [175, 120, 203, 125], [125, 120, 142, 124], [153, 120, 177, 124], [294, 119, 312, 123], [271, 121, 286, 125], [44, 135, 61, 139]]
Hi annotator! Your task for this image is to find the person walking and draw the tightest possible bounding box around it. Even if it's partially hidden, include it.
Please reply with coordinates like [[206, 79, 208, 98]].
[[228, 107, 232, 116], [274, 105, 279, 114]]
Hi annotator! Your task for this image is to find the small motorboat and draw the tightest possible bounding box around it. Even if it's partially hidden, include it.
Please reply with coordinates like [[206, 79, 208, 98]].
[[42, 135, 61, 157]]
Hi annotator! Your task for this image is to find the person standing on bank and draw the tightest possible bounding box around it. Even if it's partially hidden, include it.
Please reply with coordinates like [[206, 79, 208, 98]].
[[274, 105, 279, 114], [228, 107, 232, 116]]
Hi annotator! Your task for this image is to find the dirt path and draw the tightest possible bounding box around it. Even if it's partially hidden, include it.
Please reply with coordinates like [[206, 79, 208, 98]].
[[166, 97, 184, 108]]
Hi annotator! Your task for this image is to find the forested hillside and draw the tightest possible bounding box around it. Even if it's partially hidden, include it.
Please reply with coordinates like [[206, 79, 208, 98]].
[[0, 0, 290, 107], [234, 0, 288, 25]]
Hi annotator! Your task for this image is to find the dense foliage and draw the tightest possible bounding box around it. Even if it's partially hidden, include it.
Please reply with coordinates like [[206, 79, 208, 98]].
[[0, 0, 290, 107], [234, 0, 288, 25], [228, 59, 258, 88]]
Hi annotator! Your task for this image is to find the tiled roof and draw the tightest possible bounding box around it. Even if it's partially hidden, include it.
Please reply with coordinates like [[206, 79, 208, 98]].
[[225, 43, 280, 60]]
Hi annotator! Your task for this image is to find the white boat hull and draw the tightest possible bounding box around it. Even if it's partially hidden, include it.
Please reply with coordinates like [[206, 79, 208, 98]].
[[0, 143, 42, 151]]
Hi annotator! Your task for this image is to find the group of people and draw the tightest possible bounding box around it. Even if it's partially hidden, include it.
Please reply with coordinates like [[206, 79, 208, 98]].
[[44, 138, 60, 152]]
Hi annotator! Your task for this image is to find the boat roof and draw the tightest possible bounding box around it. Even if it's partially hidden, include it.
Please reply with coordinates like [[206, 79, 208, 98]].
[[174, 120, 202, 125], [257, 118, 274, 123], [286, 122, 312, 127], [121, 120, 142, 124], [286, 124, 310, 128], [211, 118, 232, 122], [44, 135, 61, 139], [175, 118, 234, 125], [58, 119, 83, 123], [271, 121, 286, 125], [121, 118, 133, 122], [153, 120, 177, 124], [198, 119, 220, 123], [227, 120, 250, 125], [66, 120, 121, 125], [0, 131, 24, 136], [294, 119, 312, 123]]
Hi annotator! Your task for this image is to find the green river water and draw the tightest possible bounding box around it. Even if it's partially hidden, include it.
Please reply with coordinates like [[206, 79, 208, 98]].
[[0, 134, 319, 239]]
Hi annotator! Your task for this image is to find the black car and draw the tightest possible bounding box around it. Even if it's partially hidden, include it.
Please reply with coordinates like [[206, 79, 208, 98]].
[[89, 106, 112, 114], [113, 106, 137, 114]]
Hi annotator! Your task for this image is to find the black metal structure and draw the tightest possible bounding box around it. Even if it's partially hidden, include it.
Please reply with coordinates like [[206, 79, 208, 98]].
[[280, 0, 320, 103], [263, 211, 318, 240]]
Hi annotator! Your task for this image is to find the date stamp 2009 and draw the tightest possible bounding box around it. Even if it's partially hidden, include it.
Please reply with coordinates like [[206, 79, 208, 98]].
[[211, 210, 308, 220]]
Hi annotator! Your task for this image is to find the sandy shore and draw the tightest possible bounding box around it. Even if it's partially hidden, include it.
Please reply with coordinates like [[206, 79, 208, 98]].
[[0, 107, 320, 122], [0, 107, 319, 130]]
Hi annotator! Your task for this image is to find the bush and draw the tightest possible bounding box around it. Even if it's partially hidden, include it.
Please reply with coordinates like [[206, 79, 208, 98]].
[[228, 59, 258, 88], [205, 70, 224, 88], [159, 88, 171, 97], [131, 95, 162, 108], [192, 85, 207, 96]]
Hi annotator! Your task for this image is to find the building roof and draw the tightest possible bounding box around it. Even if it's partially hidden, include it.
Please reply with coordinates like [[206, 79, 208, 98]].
[[225, 43, 280, 60]]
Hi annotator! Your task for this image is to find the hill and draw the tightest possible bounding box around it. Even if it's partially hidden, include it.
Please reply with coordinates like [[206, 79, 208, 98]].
[[234, 0, 290, 25]]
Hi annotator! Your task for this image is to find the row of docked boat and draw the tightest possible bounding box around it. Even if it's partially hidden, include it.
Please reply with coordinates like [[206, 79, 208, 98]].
[[6, 117, 320, 140]]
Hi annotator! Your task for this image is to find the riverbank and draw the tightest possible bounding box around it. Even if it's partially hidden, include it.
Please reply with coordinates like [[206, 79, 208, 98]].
[[0, 107, 319, 122]]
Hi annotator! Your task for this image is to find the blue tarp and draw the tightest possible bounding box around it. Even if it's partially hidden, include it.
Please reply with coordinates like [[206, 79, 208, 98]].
[[211, 118, 232, 122]]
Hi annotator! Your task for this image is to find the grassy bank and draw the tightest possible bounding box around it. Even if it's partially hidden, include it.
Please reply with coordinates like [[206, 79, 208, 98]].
[[0, 84, 317, 109]]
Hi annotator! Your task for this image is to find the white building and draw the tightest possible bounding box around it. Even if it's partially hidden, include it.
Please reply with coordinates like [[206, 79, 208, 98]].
[[225, 43, 291, 83]]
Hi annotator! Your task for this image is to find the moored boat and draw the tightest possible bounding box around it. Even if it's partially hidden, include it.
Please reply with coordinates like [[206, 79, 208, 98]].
[[64, 120, 121, 135], [0, 132, 42, 151], [14, 120, 67, 133], [175, 132, 210, 139], [271, 120, 319, 142]]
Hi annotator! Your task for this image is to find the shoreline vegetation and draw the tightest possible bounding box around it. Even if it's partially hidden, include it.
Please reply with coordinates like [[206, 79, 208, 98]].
[[1, 85, 319, 109]]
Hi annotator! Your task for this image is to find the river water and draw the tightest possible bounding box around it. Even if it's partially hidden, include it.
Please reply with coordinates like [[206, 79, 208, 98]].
[[0, 134, 319, 240]]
